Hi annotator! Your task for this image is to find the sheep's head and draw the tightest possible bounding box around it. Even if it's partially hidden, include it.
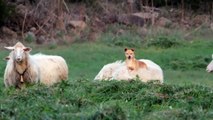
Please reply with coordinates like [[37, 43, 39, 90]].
[[124, 48, 135, 60], [5, 42, 31, 64], [206, 54, 213, 73]]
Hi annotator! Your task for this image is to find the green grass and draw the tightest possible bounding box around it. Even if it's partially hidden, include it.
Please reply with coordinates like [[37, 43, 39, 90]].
[[0, 39, 213, 119]]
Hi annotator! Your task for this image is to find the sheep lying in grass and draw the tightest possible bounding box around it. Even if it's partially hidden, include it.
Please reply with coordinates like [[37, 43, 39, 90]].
[[95, 48, 163, 83], [94, 60, 163, 83], [4, 43, 40, 88], [31, 54, 68, 86], [206, 54, 213, 73], [112, 59, 164, 83], [94, 61, 124, 80], [4, 42, 68, 88]]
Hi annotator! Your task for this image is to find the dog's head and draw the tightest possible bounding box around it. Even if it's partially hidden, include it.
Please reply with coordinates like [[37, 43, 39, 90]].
[[124, 48, 135, 60]]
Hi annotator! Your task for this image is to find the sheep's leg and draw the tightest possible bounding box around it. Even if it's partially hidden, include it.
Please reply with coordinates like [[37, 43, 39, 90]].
[[20, 75, 24, 83]]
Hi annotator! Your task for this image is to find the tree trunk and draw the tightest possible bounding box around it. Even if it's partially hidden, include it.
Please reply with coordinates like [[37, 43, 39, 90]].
[[55, 0, 64, 31], [211, 2, 213, 21], [127, 0, 134, 14], [151, 0, 155, 26], [181, 0, 184, 23]]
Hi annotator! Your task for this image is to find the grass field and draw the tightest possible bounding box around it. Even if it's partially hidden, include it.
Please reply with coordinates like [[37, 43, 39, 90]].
[[0, 39, 213, 119]]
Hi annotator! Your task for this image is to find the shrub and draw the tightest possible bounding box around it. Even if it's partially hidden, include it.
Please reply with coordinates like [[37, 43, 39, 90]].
[[169, 56, 210, 70], [66, 0, 98, 6], [99, 32, 143, 48], [89, 104, 127, 120], [0, 0, 14, 26], [24, 32, 36, 43], [147, 36, 181, 48], [48, 42, 57, 49]]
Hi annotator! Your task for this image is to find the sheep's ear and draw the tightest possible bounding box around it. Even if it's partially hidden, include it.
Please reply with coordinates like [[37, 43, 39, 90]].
[[124, 48, 128, 52], [4, 46, 14, 51], [23, 47, 32, 52], [131, 48, 135, 52]]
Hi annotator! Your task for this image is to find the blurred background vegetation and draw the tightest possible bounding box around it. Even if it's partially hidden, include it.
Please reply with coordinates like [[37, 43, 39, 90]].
[[0, 0, 212, 46]]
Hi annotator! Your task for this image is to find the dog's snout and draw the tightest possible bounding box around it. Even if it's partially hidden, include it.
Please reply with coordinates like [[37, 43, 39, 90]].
[[128, 56, 131, 59]]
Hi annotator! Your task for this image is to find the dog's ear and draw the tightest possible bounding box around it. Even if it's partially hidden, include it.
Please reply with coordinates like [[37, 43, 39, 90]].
[[131, 48, 135, 51], [124, 48, 128, 52]]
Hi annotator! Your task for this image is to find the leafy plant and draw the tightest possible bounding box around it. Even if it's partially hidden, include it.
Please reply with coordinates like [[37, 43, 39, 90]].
[[89, 104, 127, 120], [147, 36, 182, 48], [99, 32, 143, 48], [169, 56, 210, 70], [0, 0, 14, 26], [24, 32, 36, 43], [66, 0, 98, 6]]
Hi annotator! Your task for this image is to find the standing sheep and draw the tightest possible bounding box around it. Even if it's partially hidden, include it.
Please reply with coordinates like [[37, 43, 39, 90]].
[[206, 54, 213, 73], [4, 42, 68, 88]]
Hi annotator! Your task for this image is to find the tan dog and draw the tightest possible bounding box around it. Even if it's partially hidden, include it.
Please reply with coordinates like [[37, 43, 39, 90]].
[[124, 48, 147, 71]]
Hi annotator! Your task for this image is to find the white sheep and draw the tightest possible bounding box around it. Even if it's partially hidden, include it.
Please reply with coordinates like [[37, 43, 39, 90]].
[[95, 59, 163, 83], [4, 43, 40, 88], [4, 42, 68, 88], [31, 54, 68, 86], [94, 61, 124, 80], [206, 54, 213, 73], [4, 51, 22, 87], [138, 59, 163, 83], [111, 59, 164, 83], [110, 64, 132, 80]]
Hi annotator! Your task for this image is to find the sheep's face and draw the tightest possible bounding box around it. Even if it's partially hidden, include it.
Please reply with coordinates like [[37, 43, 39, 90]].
[[124, 48, 135, 60], [5, 42, 31, 64], [13, 47, 31, 63], [206, 60, 213, 73]]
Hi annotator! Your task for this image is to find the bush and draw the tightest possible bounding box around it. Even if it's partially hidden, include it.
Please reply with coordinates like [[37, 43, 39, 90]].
[[66, 0, 98, 6], [89, 104, 127, 120], [169, 56, 210, 70], [0, 0, 14, 26], [24, 32, 36, 43], [147, 36, 181, 48], [99, 32, 143, 48]]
